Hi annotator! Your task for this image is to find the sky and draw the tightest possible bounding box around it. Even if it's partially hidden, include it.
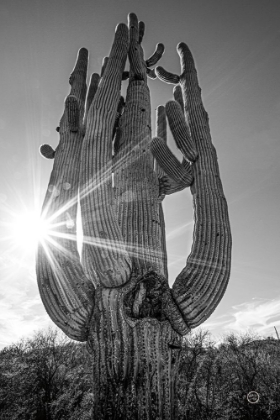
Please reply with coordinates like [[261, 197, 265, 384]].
[[0, 0, 280, 349]]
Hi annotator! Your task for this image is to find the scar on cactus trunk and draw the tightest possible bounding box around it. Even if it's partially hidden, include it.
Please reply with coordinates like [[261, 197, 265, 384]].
[[36, 12, 231, 420]]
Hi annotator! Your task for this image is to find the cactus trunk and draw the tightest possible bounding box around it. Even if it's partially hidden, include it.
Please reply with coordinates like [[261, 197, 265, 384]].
[[88, 284, 181, 420]]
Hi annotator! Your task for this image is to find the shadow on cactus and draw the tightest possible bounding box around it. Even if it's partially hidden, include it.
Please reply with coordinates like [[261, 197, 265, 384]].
[[36, 12, 231, 420]]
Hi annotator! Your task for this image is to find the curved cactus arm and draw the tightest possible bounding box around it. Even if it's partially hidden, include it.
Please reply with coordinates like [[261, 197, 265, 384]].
[[155, 66, 180, 84], [161, 285, 191, 335], [153, 105, 193, 198], [152, 103, 192, 281], [145, 43, 165, 68], [161, 44, 232, 328], [171, 86, 195, 186], [159, 175, 191, 196], [152, 102, 192, 287], [84, 73, 100, 122], [79, 23, 132, 288], [36, 49, 95, 342], [151, 137, 193, 186]]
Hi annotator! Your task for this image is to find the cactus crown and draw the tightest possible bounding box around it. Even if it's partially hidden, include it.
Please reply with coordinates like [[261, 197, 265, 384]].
[[36, 13, 231, 341]]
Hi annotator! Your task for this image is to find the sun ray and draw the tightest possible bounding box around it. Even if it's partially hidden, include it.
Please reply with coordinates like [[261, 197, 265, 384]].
[[2, 133, 164, 286], [81, 234, 165, 261]]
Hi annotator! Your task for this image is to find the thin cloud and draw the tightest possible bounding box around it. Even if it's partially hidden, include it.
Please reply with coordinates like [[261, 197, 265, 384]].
[[227, 298, 280, 334], [203, 298, 280, 338]]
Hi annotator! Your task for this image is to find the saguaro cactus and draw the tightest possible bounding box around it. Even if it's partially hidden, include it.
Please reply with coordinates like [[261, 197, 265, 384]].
[[36, 13, 231, 419]]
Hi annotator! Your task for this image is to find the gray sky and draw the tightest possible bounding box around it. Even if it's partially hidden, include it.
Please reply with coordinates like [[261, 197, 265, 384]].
[[1, 0, 280, 348]]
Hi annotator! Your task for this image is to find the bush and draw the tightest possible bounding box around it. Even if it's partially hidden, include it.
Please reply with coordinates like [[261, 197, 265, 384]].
[[1, 328, 279, 419]]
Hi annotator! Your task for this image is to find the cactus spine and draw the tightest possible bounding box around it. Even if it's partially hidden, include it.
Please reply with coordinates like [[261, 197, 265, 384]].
[[36, 14, 231, 419]]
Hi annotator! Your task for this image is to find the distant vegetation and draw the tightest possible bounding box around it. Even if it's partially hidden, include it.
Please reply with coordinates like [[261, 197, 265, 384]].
[[0, 328, 279, 420]]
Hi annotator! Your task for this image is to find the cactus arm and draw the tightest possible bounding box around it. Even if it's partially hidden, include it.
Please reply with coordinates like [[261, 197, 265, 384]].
[[79, 23, 132, 288], [155, 66, 180, 84], [84, 73, 100, 122], [156, 105, 167, 142], [100, 56, 109, 77], [153, 105, 193, 196], [161, 44, 232, 328], [152, 104, 192, 281], [145, 43, 165, 67], [68, 47, 88, 105], [36, 49, 95, 342], [153, 104, 192, 287], [151, 137, 193, 186], [40, 89, 86, 159], [165, 100, 198, 162], [159, 175, 191, 196], [138, 20, 145, 44], [173, 84, 184, 112]]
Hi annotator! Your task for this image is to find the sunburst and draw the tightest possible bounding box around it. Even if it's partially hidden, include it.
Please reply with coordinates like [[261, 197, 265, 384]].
[[10, 211, 51, 252]]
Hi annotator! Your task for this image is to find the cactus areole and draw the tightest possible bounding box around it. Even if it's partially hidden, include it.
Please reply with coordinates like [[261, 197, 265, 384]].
[[36, 13, 231, 420]]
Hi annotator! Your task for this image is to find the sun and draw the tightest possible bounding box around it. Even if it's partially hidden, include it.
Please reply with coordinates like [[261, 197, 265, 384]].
[[10, 211, 50, 253]]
